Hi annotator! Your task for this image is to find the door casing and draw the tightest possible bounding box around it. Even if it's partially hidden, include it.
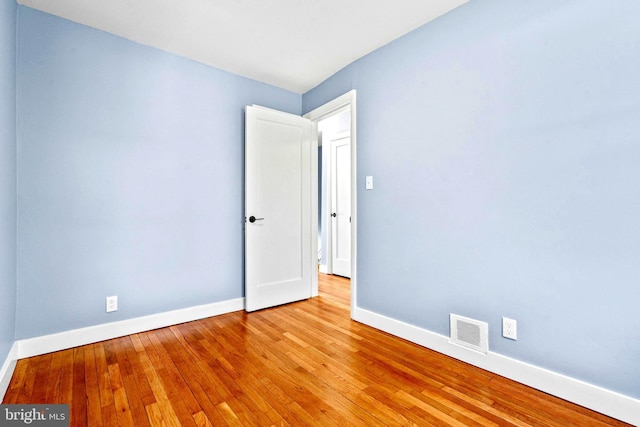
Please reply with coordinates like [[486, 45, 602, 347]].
[[304, 90, 357, 317]]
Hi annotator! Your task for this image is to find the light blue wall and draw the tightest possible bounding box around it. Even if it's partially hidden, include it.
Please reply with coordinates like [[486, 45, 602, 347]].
[[16, 6, 300, 339], [0, 0, 17, 363], [304, 0, 640, 399]]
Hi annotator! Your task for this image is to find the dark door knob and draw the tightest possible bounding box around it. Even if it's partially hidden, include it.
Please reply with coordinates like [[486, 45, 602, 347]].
[[249, 216, 264, 223], [331, 212, 337, 218]]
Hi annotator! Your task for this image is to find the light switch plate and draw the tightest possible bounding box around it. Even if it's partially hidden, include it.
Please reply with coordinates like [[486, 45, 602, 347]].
[[365, 176, 374, 190]]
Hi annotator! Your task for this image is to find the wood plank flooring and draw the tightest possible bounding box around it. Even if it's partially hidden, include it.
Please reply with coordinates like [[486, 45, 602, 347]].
[[4, 274, 630, 426]]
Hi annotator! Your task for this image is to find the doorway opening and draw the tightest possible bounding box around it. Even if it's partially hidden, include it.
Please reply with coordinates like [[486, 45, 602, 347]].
[[318, 110, 351, 278], [304, 90, 356, 317]]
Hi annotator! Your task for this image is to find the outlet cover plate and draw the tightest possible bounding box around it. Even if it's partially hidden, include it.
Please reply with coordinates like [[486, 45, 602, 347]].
[[106, 296, 118, 313], [502, 317, 517, 340]]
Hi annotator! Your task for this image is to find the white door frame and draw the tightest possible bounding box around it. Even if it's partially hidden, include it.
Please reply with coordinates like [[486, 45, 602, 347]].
[[304, 90, 357, 318]]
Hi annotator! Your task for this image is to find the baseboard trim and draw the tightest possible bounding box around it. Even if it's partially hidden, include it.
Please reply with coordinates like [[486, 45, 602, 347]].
[[17, 297, 245, 359], [0, 342, 19, 401], [352, 306, 640, 426], [319, 264, 329, 274]]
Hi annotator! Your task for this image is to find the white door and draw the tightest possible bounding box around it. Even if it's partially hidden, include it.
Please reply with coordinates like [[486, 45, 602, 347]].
[[331, 133, 351, 278], [245, 105, 314, 312]]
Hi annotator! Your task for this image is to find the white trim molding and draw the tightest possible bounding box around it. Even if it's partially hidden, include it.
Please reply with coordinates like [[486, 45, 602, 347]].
[[352, 306, 640, 426], [304, 90, 357, 318], [16, 298, 244, 359], [0, 297, 243, 401], [0, 342, 19, 400]]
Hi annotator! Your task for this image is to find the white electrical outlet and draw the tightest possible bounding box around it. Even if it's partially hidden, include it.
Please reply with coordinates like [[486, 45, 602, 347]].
[[106, 296, 118, 313], [502, 317, 517, 340]]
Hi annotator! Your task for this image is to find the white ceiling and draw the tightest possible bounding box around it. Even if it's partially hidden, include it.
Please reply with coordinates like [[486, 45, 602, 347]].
[[17, 0, 467, 94]]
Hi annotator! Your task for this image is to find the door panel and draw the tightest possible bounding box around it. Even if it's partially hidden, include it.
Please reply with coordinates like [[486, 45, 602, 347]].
[[245, 106, 313, 312], [331, 135, 351, 278]]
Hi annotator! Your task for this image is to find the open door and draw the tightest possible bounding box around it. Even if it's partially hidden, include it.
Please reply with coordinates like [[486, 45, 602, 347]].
[[245, 106, 315, 312]]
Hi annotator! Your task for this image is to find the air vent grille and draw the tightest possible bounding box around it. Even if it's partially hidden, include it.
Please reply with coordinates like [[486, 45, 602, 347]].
[[450, 314, 488, 354]]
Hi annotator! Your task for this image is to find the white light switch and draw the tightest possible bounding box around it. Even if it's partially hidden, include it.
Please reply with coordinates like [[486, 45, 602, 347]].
[[365, 176, 374, 190]]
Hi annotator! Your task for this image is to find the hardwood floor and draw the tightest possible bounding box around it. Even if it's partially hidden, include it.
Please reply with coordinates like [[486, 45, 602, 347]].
[[4, 274, 630, 426]]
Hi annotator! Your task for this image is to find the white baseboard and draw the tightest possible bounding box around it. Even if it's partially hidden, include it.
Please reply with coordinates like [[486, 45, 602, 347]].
[[5, 299, 638, 424], [0, 342, 19, 400], [353, 306, 640, 426], [319, 264, 329, 274], [17, 297, 245, 359], [1, 298, 243, 401]]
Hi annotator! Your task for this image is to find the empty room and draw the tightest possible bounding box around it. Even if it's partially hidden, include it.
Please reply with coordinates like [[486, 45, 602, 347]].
[[1, 0, 639, 425]]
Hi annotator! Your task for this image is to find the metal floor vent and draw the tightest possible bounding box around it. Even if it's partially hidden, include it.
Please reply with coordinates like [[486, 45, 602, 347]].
[[450, 314, 488, 354]]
